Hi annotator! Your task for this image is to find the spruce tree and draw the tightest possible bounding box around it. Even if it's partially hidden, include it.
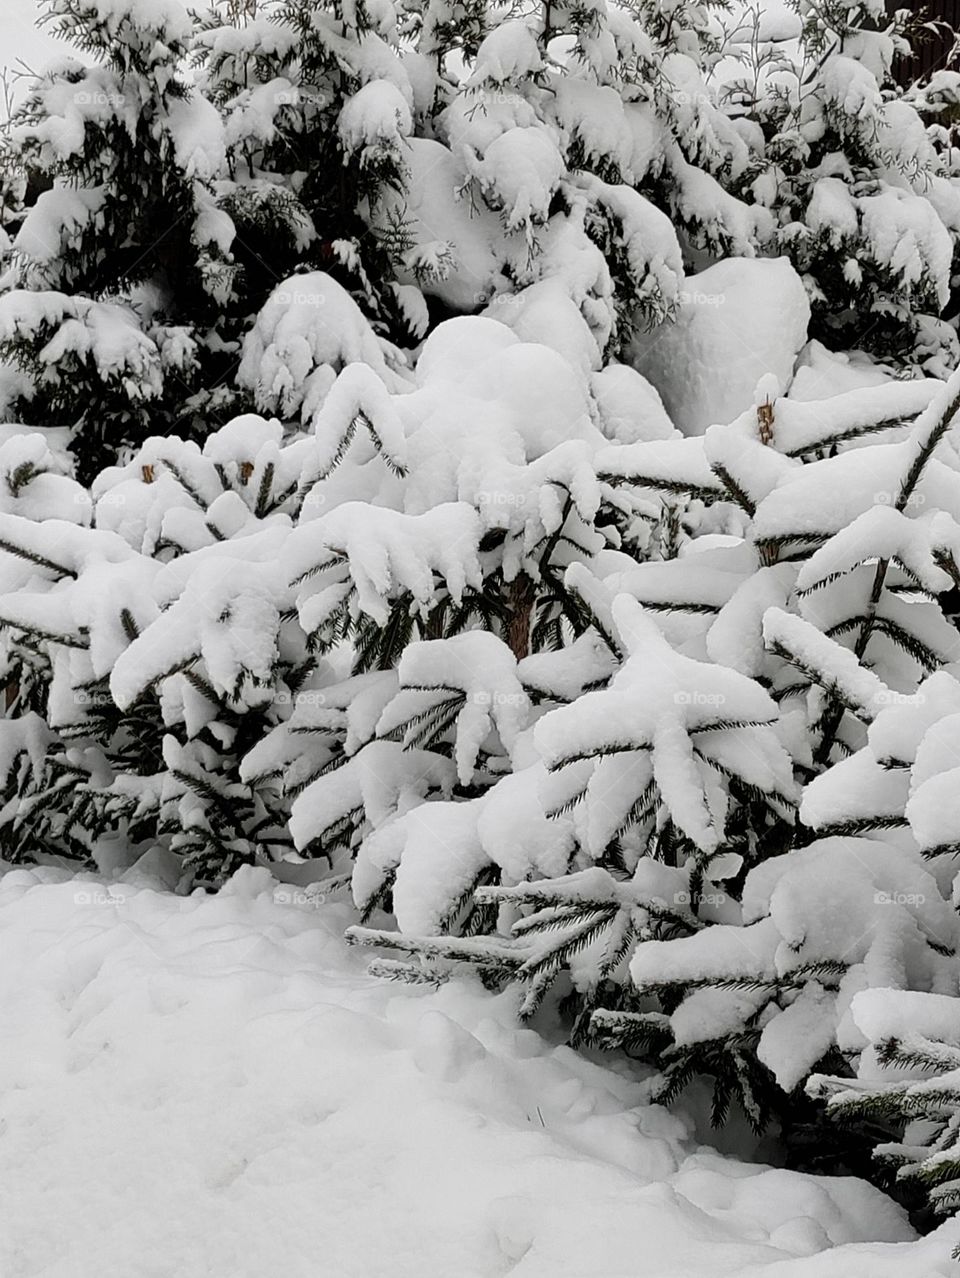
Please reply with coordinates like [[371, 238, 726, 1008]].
[[345, 369, 960, 1147], [810, 989, 960, 1234], [0, 0, 245, 479], [721, 0, 960, 367], [0, 268, 678, 885]]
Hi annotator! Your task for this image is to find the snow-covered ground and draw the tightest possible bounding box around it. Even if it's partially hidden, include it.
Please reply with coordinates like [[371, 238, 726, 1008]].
[[1, 862, 957, 1278]]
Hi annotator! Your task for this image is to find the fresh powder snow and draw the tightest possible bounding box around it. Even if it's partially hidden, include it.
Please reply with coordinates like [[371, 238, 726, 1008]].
[[2, 862, 955, 1278]]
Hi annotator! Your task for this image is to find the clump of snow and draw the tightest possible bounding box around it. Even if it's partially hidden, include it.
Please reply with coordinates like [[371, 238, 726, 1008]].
[[165, 94, 226, 181], [237, 272, 403, 419], [467, 21, 543, 88], [628, 257, 811, 435], [338, 79, 413, 157], [788, 341, 893, 403]]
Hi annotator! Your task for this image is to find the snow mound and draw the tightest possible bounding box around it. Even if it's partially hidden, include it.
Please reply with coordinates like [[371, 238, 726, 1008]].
[[627, 257, 811, 436]]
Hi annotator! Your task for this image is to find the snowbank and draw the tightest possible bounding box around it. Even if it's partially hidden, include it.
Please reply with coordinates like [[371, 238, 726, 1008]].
[[0, 864, 954, 1278]]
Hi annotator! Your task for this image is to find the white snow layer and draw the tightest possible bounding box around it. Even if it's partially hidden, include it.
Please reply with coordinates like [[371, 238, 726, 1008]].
[[1, 863, 957, 1278]]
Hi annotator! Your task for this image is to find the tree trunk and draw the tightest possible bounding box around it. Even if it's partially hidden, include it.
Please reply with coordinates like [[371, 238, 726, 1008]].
[[506, 573, 535, 661]]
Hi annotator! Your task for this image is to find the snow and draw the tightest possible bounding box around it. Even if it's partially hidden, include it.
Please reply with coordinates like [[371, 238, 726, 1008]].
[[57, 0, 193, 45], [464, 127, 565, 236], [238, 273, 402, 420], [869, 671, 960, 766], [288, 501, 483, 629], [751, 440, 960, 546], [800, 748, 910, 834], [590, 364, 676, 443], [589, 179, 685, 319], [768, 380, 942, 455], [310, 362, 407, 479], [666, 156, 774, 258], [165, 93, 226, 181], [467, 21, 543, 88], [788, 342, 894, 402], [627, 257, 811, 436], [388, 800, 491, 934], [858, 190, 954, 313], [628, 830, 958, 1088], [368, 137, 506, 312], [707, 564, 796, 678], [7, 0, 960, 1259], [550, 79, 639, 180], [757, 982, 839, 1092], [906, 764, 960, 854], [796, 507, 952, 596], [108, 553, 282, 708], [763, 608, 890, 717], [290, 739, 454, 852], [744, 836, 958, 984], [380, 632, 527, 784], [849, 988, 960, 1049], [14, 187, 106, 263], [4, 862, 957, 1278], [0, 292, 167, 400], [534, 596, 795, 855], [338, 78, 413, 155]]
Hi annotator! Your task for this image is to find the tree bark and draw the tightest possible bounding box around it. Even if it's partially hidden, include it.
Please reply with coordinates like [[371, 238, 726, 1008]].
[[506, 573, 535, 662]]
